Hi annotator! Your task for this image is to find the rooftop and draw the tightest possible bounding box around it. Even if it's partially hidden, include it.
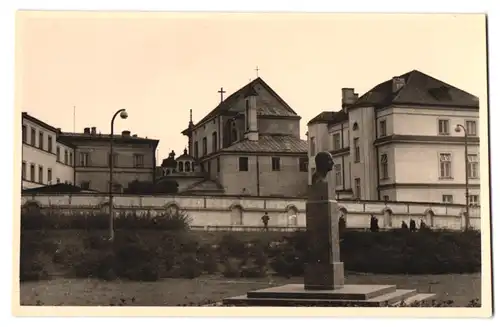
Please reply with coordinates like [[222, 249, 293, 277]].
[[182, 77, 299, 134], [221, 134, 308, 153], [352, 69, 479, 110]]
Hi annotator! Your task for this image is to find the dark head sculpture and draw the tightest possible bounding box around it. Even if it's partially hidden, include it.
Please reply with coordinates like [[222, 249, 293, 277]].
[[312, 151, 334, 184]]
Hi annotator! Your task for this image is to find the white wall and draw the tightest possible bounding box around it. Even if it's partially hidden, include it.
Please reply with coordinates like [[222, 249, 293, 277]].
[[21, 194, 481, 231]]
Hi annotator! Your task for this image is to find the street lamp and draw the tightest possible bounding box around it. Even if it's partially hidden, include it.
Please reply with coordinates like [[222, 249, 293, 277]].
[[109, 109, 128, 241], [455, 123, 470, 231]]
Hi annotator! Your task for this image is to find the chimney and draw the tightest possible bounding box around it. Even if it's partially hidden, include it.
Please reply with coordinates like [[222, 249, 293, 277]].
[[122, 130, 131, 137], [243, 86, 259, 141], [392, 76, 405, 93], [341, 88, 359, 110], [91, 127, 96, 135], [83, 127, 90, 134]]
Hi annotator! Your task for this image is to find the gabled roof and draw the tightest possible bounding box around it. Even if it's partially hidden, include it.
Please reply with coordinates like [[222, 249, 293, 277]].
[[182, 77, 298, 134], [351, 70, 479, 110], [308, 110, 349, 126], [221, 134, 308, 153], [180, 178, 225, 194]]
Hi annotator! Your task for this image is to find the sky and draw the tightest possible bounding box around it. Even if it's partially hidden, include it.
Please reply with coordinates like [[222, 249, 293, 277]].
[[16, 11, 487, 163]]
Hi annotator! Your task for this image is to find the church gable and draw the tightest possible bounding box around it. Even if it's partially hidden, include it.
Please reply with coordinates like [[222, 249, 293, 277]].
[[180, 178, 225, 194]]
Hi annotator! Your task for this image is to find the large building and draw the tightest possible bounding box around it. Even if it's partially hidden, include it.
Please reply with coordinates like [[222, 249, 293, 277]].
[[21, 112, 159, 192], [307, 70, 480, 205], [21, 112, 75, 189], [157, 77, 309, 197]]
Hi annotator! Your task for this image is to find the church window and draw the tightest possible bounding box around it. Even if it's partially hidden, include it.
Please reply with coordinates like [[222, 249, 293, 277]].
[[178, 161, 184, 172], [202, 137, 208, 155], [272, 157, 281, 171], [239, 157, 249, 171], [212, 132, 217, 152], [185, 161, 191, 172]]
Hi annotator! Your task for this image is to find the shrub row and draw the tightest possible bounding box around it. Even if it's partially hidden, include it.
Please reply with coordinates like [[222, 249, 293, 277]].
[[20, 228, 481, 282], [21, 211, 192, 231]]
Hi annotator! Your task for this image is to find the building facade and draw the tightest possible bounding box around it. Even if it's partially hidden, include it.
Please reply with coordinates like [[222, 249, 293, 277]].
[[176, 77, 309, 197], [307, 70, 481, 205], [21, 112, 75, 189], [21, 113, 159, 193]]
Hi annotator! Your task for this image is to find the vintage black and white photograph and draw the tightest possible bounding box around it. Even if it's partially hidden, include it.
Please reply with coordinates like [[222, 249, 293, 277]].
[[13, 9, 492, 316]]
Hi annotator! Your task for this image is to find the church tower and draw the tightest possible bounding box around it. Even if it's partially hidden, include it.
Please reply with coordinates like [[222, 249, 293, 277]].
[[244, 86, 259, 141]]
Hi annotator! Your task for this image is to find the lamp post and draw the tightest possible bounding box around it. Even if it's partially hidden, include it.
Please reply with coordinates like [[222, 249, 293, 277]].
[[109, 109, 128, 241], [455, 123, 470, 231]]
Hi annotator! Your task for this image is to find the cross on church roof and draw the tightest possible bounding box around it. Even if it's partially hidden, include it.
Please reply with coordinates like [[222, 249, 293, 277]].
[[255, 66, 260, 77], [218, 87, 226, 103]]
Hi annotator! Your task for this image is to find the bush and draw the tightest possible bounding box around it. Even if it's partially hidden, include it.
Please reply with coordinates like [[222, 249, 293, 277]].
[[222, 258, 242, 278], [270, 229, 481, 276], [20, 211, 192, 231], [19, 231, 50, 281]]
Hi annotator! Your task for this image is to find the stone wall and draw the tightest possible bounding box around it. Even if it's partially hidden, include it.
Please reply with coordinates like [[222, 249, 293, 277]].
[[20, 194, 481, 231]]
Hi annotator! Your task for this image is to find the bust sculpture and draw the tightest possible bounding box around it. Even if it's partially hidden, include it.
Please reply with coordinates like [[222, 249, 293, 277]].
[[311, 151, 334, 184]]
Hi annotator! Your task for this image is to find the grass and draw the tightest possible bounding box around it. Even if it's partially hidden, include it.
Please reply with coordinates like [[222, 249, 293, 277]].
[[20, 273, 481, 307]]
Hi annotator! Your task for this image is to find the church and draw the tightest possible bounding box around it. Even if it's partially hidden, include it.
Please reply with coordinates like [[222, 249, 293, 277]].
[[155, 77, 309, 197]]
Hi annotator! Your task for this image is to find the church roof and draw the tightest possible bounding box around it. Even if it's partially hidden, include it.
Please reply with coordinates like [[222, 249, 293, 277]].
[[182, 77, 298, 134], [176, 148, 195, 161], [221, 134, 308, 153], [351, 69, 479, 110]]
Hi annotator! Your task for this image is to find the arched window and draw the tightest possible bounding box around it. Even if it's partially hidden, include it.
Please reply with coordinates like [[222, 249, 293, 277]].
[[212, 131, 218, 152], [178, 161, 184, 172], [286, 206, 298, 227], [185, 161, 191, 172]]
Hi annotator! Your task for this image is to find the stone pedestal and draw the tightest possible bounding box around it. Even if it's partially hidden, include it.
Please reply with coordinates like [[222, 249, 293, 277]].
[[304, 179, 344, 290]]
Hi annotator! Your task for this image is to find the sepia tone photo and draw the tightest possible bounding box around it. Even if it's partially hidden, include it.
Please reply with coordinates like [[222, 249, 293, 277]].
[[12, 11, 492, 317]]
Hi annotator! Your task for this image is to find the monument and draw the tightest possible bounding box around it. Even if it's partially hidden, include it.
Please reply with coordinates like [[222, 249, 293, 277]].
[[223, 151, 435, 307]]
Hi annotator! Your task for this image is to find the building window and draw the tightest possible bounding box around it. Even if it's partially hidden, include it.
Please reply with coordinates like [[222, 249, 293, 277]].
[[30, 164, 35, 182], [380, 153, 389, 179], [469, 195, 479, 206], [47, 168, 52, 184], [56, 178, 61, 184], [466, 120, 477, 136], [22, 125, 27, 143], [208, 160, 212, 174], [354, 178, 361, 199], [79, 152, 89, 167], [379, 120, 387, 137], [310, 136, 316, 156], [38, 165, 43, 184], [334, 164, 342, 185], [194, 141, 199, 158], [239, 157, 249, 171], [332, 133, 341, 150], [383, 195, 390, 202], [299, 157, 308, 172], [185, 161, 191, 172], [272, 157, 281, 171], [56, 146, 60, 161], [439, 153, 452, 179], [134, 154, 144, 168], [69, 152, 73, 166], [47, 135, 53, 153], [353, 138, 360, 162], [30, 127, 36, 146], [64, 150, 68, 165], [438, 119, 450, 135], [442, 194, 453, 204], [217, 157, 220, 173], [108, 153, 118, 167], [468, 154, 479, 179], [212, 131, 217, 152], [38, 131, 44, 150], [22, 161, 26, 180], [178, 161, 184, 172], [202, 137, 208, 156]]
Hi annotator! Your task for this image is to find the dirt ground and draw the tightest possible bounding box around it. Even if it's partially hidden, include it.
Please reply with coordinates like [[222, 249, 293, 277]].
[[19, 273, 481, 307]]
